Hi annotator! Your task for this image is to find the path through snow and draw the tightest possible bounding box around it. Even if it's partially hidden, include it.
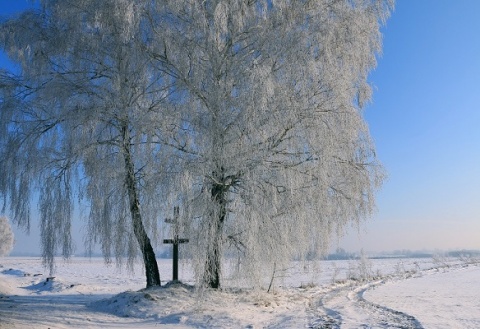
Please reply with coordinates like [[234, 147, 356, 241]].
[[310, 280, 424, 328]]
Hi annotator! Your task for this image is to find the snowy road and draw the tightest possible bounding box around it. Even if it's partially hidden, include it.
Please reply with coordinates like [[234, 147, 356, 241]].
[[309, 263, 480, 329], [309, 282, 424, 328]]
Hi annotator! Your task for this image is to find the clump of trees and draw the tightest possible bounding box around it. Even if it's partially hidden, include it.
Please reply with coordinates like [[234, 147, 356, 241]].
[[0, 216, 14, 256], [0, 0, 392, 289]]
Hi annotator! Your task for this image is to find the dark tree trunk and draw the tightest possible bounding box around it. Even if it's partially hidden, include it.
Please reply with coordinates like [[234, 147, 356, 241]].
[[204, 177, 227, 289], [122, 123, 161, 288], [205, 211, 225, 289]]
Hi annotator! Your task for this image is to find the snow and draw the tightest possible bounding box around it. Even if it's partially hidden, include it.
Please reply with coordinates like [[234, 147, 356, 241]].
[[365, 265, 480, 329], [0, 256, 478, 328]]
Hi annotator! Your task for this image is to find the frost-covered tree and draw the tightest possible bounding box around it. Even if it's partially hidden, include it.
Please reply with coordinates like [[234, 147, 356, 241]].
[[0, 216, 14, 256], [0, 0, 171, 287], [147, 0, 392, 288], [1, 0, 392, 290]]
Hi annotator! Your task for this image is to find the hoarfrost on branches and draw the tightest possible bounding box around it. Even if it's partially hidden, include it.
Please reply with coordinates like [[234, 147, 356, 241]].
[[146, 0, 392, 288], [0, 216, 14, 256], [0, 0, 167, 287], [1, 0, 393, 289]]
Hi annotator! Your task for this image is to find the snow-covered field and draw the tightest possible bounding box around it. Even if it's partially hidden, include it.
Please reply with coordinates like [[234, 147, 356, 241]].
[[0, 256, 478, 328]]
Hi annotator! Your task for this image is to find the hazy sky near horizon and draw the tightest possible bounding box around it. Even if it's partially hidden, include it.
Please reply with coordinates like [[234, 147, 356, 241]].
[[1, 0, 480, 255]]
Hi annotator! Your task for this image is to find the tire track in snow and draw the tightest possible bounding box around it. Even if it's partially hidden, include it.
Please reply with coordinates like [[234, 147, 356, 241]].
[[353, 283, 424, 328], [308, 285, 343, 329], [308, 281, 424, 328]]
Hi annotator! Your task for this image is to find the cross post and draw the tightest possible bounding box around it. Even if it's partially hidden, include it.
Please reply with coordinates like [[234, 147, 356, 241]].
[[163, 206, 189, 281]]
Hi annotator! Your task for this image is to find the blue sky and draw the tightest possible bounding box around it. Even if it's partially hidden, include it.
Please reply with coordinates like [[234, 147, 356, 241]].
[[2, 1, 480, 255], [339, 0, 480, 252]]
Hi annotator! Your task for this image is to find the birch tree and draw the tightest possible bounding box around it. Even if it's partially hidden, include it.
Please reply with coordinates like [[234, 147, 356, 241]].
[[147, 0, 392, 288], [0, 0, 170, 287]]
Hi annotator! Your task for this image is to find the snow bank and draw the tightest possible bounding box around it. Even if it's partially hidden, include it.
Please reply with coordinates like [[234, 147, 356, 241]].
[[23, 276, 79, 293], [1, 268, 29, 277], [91, 281, 320, 328], [91, 282, 195, 320]]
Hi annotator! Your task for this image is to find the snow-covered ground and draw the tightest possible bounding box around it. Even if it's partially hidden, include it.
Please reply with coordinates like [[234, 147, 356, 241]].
[[0, 256, 478, 328], [365, 264, 480, 329]]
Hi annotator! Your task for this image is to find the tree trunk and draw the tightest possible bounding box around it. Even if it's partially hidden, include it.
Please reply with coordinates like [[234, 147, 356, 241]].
[[204, 178, 227, 289], [205, 212, 224, 289], [122, 123, 161, 288]]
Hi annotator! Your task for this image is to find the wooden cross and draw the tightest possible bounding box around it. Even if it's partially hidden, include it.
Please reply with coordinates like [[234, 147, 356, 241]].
[[163, 206, 189, 281]]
